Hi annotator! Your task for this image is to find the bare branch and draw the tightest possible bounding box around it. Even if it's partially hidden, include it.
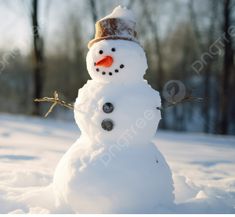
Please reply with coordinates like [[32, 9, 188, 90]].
[[34, 91, 74, 117], [157, 96, 203, 111]]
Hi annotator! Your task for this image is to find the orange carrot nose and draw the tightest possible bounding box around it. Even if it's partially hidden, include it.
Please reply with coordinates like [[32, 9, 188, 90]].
[[96, 56, 113, 67]]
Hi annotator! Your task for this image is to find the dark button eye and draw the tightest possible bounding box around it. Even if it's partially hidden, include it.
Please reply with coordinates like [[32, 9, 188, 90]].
[[99, 50, 103, 54], [111, 48, 116, 52]]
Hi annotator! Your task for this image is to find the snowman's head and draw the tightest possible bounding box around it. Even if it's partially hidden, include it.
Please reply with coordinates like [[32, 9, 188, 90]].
[[86, 39, 147, 84]]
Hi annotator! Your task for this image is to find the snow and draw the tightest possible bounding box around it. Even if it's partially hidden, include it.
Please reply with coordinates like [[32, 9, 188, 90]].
[[100, 5, 136, 23], [0, 113, 235, 213]]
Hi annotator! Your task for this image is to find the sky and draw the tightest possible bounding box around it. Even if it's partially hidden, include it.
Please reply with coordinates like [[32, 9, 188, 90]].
[[0, 0, 191, 56]]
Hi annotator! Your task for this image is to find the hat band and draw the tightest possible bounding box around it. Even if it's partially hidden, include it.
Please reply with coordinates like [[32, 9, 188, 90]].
[[88, 35, 139, 48]]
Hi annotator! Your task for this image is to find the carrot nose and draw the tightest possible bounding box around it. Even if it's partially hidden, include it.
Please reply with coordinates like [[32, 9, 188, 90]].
[[96, 56, 113, 67]]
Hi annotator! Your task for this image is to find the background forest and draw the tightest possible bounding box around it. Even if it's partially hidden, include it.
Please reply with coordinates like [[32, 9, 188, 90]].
[[0, 0, 234, 135]]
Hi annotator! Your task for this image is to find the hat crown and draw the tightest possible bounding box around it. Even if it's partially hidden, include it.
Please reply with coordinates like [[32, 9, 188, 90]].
[[88, 6, 139, 48]]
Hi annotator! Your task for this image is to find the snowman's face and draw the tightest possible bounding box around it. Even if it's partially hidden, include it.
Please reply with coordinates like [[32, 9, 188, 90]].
[[86, 40, 147, 84]]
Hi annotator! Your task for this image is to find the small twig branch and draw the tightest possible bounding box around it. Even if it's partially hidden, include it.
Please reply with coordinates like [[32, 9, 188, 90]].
[[157, 96, 203, 111], [34, 91, 74, 117]]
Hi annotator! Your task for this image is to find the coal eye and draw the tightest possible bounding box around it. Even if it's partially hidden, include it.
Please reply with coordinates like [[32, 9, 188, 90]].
[[111, 48, 116, 52], [99, 50, 103, 54]]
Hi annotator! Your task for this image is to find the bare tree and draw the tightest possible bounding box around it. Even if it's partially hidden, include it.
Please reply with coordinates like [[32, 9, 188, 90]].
[[89, 0, 97, 26], [31, 0, 44, 115], [65, 11, 88, 100], [188, 0, 219, 134], [141, 2, 164, 90], [140, 1, 167, 129], [218, 0, 234, 134]]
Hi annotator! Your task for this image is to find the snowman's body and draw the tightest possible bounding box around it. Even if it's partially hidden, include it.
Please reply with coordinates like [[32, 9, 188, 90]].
[[74, 80, 161, 145], [53, 7, 174, 213]]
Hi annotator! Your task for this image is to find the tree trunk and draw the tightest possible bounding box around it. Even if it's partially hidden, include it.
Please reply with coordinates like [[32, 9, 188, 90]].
[[203, 1, 218, 133], [89, 0, 97, 27], [32, 0, 44, 115], [218, 0, 233, 134], [189, 0, 219, 134], [141, 2, 166, 128]]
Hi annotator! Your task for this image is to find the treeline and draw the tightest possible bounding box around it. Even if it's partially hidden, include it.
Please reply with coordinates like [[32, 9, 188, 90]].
[[0, 0, 234, 135]]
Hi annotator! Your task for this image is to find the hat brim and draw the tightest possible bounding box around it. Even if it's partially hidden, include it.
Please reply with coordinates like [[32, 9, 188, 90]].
[[88, 36, 139, 48]]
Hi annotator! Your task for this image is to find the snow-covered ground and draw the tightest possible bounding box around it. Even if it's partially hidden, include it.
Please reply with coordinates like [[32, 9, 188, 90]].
[[0, 113, 235, 214]]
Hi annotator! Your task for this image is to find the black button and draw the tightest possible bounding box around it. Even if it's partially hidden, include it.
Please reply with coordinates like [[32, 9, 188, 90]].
[[101, 119, 114, 131], [103, 102, 114, 113]]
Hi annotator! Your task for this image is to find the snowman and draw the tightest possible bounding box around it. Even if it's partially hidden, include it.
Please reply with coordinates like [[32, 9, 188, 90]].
[[53, 6, 174, 213]]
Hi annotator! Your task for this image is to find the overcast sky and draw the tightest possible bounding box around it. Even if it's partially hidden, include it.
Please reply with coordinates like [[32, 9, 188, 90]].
[[0, 0, 191, 55]]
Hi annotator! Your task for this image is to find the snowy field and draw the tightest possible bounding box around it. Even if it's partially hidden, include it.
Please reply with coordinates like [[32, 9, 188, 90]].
[[0, 113, 235, 214]]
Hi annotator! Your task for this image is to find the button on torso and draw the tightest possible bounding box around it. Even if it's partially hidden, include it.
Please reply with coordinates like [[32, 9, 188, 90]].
[[103, 102, 114, 113], [101, 119, 114, 131]]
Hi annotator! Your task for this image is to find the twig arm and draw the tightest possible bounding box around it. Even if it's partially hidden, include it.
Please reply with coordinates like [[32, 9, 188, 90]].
[[34, 91, 74, 117], [157, 96, 203, 111]]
